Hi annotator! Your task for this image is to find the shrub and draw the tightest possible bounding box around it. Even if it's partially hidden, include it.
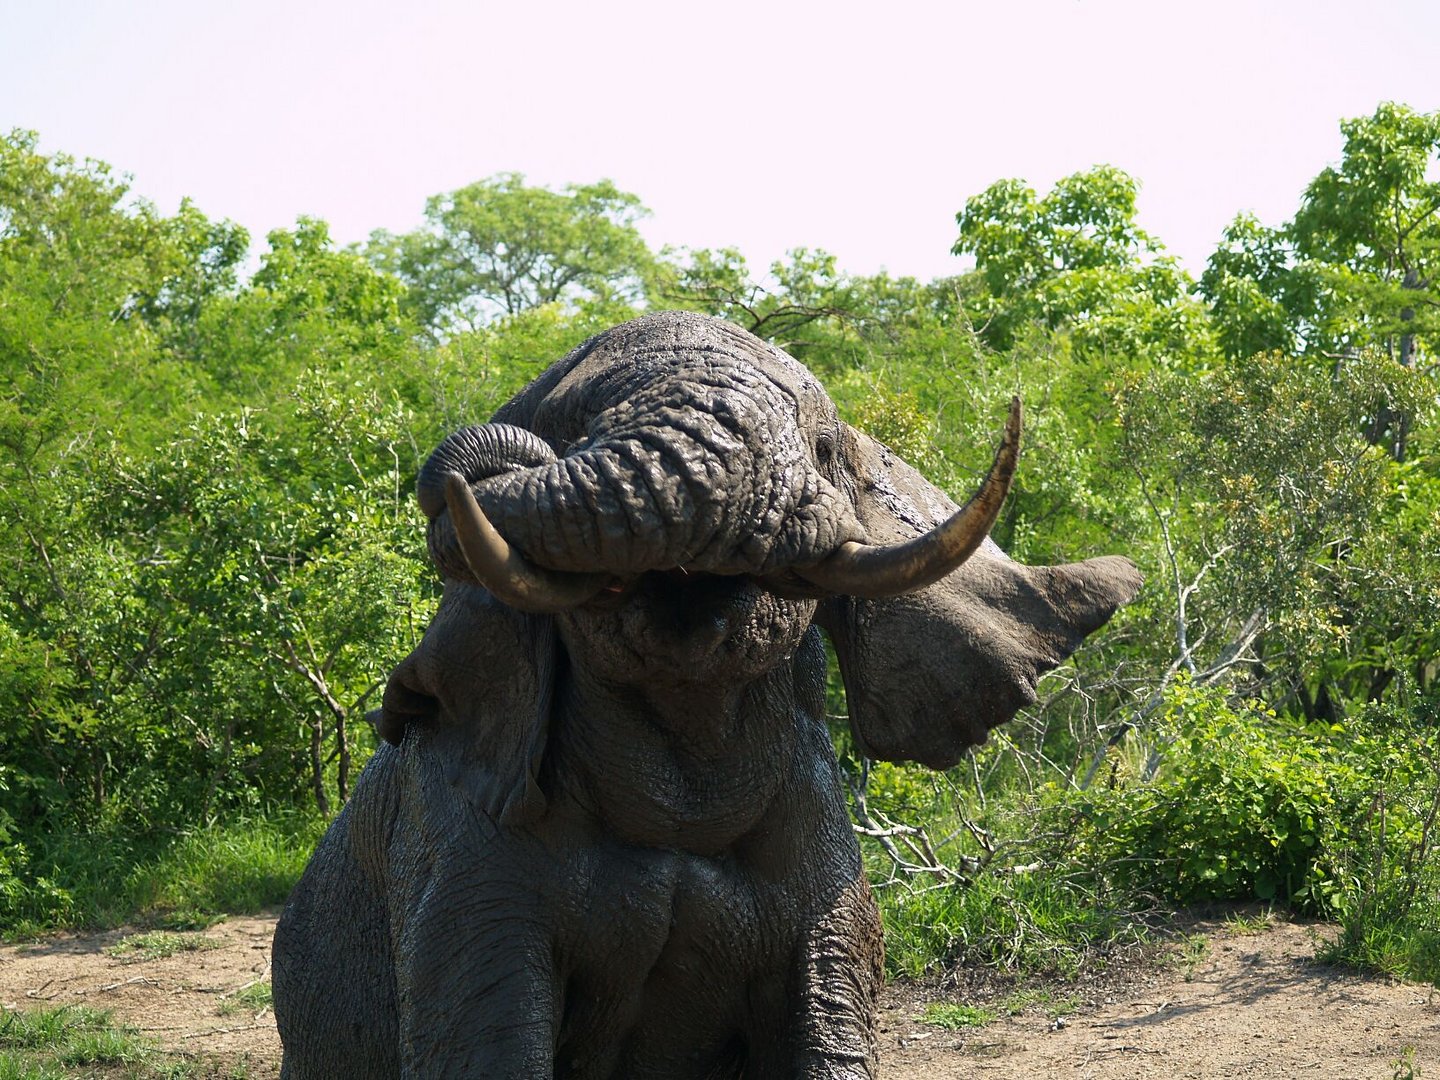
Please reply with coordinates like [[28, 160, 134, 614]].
[[1072, 681, 1357, 912]]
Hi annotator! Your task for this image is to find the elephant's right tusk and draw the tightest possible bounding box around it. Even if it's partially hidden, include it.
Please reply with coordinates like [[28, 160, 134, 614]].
[[796, 397, 1021, 599], [444, 473, 610, 614]]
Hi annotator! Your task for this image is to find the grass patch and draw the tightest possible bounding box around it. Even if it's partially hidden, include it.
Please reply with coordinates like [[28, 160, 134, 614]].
[[0, 1004, 250, 1078], [122, 812, 324, 919], [218, 981, 272, 1017], [0, 1006, 118, 1051], [875, 867, 1150, 980], [921, 1002, 995, 1029], [0, 1052, 68, 1080], [1222, 908, 1279, 935], [54, 1024, 148, 1067], [3, 811, 324, 938], [1318, 920, 1440, 988], [0, 1005, 147, 1072], [105, 931, 223, 965], [1172, 932, 1211, 981]]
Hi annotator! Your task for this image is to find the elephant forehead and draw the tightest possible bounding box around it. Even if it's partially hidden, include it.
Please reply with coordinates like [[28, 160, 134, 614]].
[[530, 311, 836, 442]]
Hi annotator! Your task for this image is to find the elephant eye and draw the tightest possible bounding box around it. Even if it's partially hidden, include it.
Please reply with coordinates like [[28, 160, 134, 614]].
[[815, 433, 835, 468]]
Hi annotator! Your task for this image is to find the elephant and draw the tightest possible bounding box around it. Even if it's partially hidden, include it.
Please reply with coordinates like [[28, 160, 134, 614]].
[[271, 310, 1141, 1078]]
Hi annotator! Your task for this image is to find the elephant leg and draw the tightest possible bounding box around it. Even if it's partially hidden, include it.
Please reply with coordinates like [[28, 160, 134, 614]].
[[787, 873, 883, 1080], [391, 875, 558, 1078], [273, 805, 400, 1080]]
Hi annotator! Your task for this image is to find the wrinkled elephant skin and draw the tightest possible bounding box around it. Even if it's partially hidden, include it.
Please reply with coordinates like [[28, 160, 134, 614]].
[[272, 312, 1141, 1078]]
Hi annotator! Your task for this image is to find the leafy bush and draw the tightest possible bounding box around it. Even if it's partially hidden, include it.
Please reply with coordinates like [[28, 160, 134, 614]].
[[1319, 695, 1440, 984], [861, 681, 1440, 987], [1073, 681, 1357, 912]]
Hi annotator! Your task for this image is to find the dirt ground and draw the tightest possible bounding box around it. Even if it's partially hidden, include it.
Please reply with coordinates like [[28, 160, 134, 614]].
[[1, 911, 1436, 1078]]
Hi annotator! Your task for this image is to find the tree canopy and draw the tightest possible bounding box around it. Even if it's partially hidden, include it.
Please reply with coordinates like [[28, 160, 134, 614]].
[[1203, 102, 1440, 373], [1, 111, 1437, 972], [952, 164, 1212, 364], [367, 174, 657, 334]]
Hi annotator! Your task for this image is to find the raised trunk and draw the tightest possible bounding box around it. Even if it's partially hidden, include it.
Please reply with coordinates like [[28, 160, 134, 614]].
[[435, 371, 858, 581]]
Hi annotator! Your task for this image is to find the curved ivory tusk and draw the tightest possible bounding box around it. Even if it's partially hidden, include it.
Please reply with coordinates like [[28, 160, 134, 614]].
[[444, 473, 609, 614], [797, 396, 1022, 599]]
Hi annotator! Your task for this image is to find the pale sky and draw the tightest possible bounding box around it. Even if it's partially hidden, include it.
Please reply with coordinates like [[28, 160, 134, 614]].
[[3, 0, 1438, 282]]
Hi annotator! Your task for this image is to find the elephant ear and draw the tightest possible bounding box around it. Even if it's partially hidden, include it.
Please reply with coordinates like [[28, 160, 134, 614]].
[[819, 428, 1142, 769], [375, 582, 557, 827]]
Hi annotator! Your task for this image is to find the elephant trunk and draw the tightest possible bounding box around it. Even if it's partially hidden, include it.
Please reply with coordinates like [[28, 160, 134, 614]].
[[416, 423, 557, 521], [423, 369, 859, 607], [418, 424, 609, 612]]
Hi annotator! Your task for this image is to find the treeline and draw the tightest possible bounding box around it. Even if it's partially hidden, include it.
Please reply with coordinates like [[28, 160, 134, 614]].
[[1, 106, 1436, 976]]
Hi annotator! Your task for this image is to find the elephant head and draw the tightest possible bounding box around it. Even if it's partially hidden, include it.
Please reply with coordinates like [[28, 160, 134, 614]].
[[399, 310, 1139, 769]]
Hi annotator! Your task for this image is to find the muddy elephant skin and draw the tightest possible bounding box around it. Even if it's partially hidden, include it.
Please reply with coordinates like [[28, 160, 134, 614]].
[[272, 311, 1141, 1078]]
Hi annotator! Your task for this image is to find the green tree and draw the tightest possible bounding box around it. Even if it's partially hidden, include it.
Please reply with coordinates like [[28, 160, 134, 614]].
[[172, 215, 416, 408], [1199, 213, 1307, 360], [0, 130, 242, 327], [952, 165, 1212, 364], [1293, 103, 1440, 458], [1200, 104, 1440, 457], [369, 174, 657, 333], [1115, 349, 1438, 716], [253, 218, 407, 347], [0, 131, 248, 453], [1291, 103, 1440, 361], [0, 375, 434, 836]]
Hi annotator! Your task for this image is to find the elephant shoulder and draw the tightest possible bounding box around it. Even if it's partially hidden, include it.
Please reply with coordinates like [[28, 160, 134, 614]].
[[378, 582, 557, 829]]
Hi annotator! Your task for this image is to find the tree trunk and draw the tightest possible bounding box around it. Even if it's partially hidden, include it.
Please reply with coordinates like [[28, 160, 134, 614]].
[[309, 713, 330, 815], [336, 707, 350, 805]]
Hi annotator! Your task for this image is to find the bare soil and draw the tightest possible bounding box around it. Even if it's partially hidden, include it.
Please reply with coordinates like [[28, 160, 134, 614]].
[[2, 912, 1436, 1078]]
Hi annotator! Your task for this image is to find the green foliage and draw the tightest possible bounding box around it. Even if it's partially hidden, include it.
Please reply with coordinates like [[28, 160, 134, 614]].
[[655, 246, 864, 356], [0, 381, 433, 839], [369, 173, 656, 332], [1117, 349, 1438, 704], [1076, 683, 1354, 909], [1203, 103, 1440, 372], [921, 1002, 995, 1029], [1, 814, 320, 938], [846, 386, 940, 476], [952, 165, 1213, 364], [1200, 213, 1307, 359], [875, 853, 1149, 980], [1319, 695, 1440, 985], [1292, 103, 1440, 351], [185, 219, 414, 401], [1391, 1047, 1421, 1080], [864, 685, 1440, 985]]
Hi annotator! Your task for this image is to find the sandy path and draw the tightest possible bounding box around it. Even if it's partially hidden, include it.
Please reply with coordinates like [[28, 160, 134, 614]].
[[882, 919, 1439, 1078], [1, 913, 1435, 1078]]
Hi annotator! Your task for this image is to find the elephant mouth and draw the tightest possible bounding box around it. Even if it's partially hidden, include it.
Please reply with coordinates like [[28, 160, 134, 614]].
[[560, 570, 816, 684]]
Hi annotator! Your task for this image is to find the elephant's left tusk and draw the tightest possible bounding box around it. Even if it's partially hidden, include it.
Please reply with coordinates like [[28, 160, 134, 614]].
[[797, 397, 1021, 599], [444, 473, 609, 613]]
